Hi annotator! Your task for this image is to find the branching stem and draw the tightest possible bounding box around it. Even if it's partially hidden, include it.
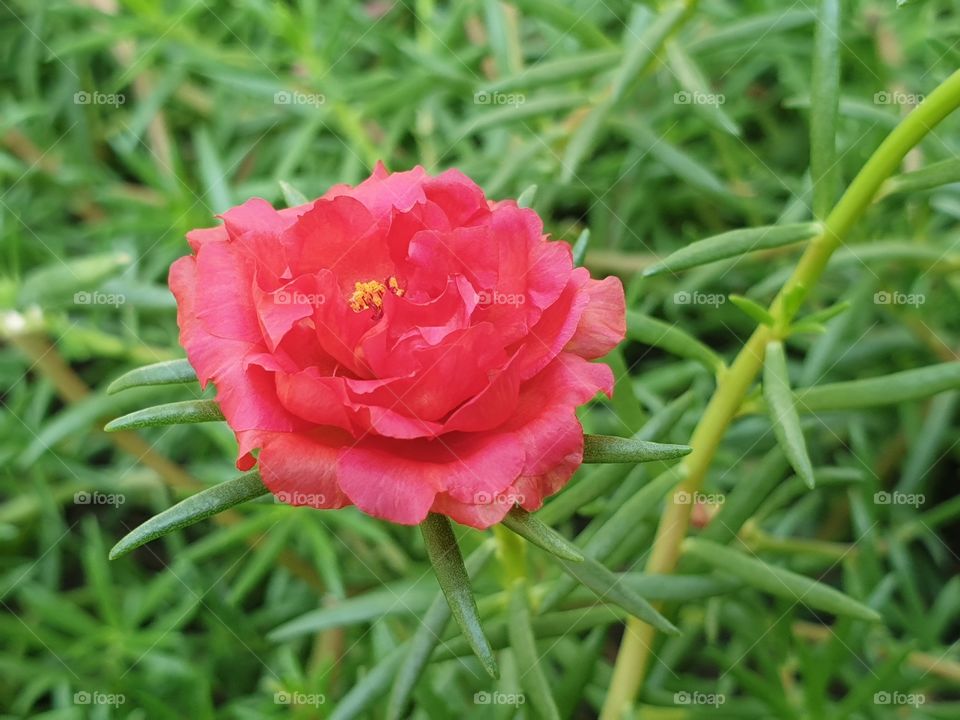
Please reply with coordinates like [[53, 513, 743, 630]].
[[601, 68, 960, 719]]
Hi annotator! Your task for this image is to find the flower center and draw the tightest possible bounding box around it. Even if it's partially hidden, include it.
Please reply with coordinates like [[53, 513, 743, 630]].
[[349, 276, 404, 314]]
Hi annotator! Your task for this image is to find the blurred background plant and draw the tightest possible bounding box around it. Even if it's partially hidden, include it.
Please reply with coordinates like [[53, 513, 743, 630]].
[[2, 0, 960, 718]]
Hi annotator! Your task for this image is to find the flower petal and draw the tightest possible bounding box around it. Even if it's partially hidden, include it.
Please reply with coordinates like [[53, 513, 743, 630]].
[[169, 255, 301, 442], [564, 275, 626, 359], [337, 432, 523, 525], [258, 430, 351, 509]]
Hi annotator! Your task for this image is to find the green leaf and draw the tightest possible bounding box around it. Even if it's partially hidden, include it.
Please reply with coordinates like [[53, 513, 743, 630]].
[[561, 98, 612, 185], [228, 522, 292, 604], [562, 3, 689, 180], [764, 341, 816, 489], [194, 128, 230, 214], [554, 555, 679, 634], [456, 93, 582, 137], [787, 320, 827, 336], [18, 392, 126, 467], [481, 0, 516, 77], [509, 0, 612, 49], [107, 359, 198, 394], [665, 41, 740, 136], [609, 3, 689, 103], [571, 228, 590, 267], [500, 507, 583, 562], [385, 602, 450, 720], [508, 580, 561, 720], [729, 294, 775, 327], [880, 157, 960, 198], [699, 448, 789, 545], [555, 627, 605, 719], [614, 120, 730, 197], [620, 573, 742, 602], [540, 465, 685, 612], [18, 251, 131, 306], [269, 581, 437, 641], [898, 391, 958, 495], [485, 50, 619, 93], [795, 362, 960, 411], [104, 399, 224, 432], [279, 179, 309, 207], [386, 544, 494, 720], [688, 9, 815, 53], [576, 465, 685, 561], [331, 646, 406, 720], [644, 222, 821, 276], [797, 300, 851, 326], [516, 183, 538, 208], [627, 311, 725, 374], [109, 471, 269, 559], [419, 513, 498, 679], [682, 538, 882, 621], [582, 434, 691, 464], [810, 0, 841, 218], [433, 606, 626, 662], [755, 467, 864, 525]]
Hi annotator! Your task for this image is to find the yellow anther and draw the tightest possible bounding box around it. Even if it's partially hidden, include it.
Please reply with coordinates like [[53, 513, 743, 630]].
[[349, 276, 404, 313]]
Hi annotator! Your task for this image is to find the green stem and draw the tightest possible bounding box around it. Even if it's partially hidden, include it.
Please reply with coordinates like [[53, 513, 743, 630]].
[[600, 68, 960, 720]]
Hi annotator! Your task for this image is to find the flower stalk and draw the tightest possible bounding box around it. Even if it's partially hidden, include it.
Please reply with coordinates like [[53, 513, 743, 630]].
[[601, 67, 960, 719]]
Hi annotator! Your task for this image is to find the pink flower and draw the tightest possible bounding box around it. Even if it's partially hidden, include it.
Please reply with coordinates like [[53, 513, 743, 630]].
[[169, 163, 625, 528]]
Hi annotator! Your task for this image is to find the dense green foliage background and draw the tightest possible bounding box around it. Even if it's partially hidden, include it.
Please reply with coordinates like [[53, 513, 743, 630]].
[[1, 0, 959, 717]]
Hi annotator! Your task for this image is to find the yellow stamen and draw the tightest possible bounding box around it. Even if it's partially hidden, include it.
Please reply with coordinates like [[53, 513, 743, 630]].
[[388, 276, 405, 298], [349, 276, 404, 313]]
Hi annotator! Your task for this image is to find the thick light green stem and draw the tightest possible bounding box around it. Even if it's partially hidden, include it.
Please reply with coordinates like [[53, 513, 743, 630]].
[[601, 68, 960, 720]]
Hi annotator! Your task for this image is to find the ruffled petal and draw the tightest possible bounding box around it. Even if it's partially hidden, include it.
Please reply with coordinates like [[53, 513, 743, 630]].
[[512, 269, 591, 381], [287, 196, 387, 286], [564, 276, 626, 359], [337, 432, 523, 525], [169, 256, 300, 443], [422, 169, 490, 227], [252, 273, 325, 351], [193, 241, 261, 343], [258, 430, 351, 509], [325, 162, 428, 219]]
